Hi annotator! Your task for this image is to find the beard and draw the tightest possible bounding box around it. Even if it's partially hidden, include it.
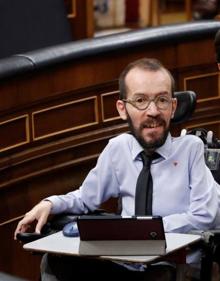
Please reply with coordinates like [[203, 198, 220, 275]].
[[127, 114, 169, 151]]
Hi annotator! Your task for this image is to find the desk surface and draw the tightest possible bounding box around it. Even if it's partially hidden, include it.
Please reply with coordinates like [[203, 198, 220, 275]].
[[23, 232, 201, 264]]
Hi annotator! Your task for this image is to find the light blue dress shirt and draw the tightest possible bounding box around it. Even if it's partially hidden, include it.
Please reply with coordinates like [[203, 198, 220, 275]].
[[47, 133, 220, 233]]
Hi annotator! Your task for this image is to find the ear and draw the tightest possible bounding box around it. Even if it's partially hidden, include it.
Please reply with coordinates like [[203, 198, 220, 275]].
[[218, 63, 220, 71], [171, 98, 177, 118], [116, 100, 127, 120]]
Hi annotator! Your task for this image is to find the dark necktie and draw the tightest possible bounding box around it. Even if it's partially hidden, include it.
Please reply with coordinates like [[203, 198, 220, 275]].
[[135, 151, 159, 216]]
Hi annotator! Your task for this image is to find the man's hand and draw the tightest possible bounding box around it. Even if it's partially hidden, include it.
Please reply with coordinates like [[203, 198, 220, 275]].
[[14, 200, 52, 240]]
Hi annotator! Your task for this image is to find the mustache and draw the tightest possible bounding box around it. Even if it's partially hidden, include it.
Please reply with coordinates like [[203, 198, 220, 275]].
[[140, 117, 166, 129]]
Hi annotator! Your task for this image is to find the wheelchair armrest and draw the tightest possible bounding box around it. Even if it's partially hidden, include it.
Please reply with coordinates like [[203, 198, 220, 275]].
[[16, 221, 59, 243], [190, 229, 220, 243], [16, 209, 110, 243]]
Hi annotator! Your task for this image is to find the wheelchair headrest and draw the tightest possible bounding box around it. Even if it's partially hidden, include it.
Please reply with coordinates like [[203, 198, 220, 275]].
[[172, 91, 196, 124]]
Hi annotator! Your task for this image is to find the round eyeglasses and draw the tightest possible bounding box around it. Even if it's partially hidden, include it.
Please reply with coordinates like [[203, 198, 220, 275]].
[[122, 95, 172, 111]]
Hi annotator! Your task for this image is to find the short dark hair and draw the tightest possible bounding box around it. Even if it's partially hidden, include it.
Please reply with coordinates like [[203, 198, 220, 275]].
[[118, 58, 175, 100], [214, 29, 220, 63]]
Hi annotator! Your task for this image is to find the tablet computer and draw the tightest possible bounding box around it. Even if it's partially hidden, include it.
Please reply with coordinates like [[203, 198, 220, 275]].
[[77, 215, 166, 255], [77, 215, 165, 240]]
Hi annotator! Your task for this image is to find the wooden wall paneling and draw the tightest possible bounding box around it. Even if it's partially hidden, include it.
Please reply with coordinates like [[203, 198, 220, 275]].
[[101, 90, 120, 122], [0, 133, 110, 192], [183, 72, 219, 100], [177, 38, 216, 68], [178, 67, 219, 101], [0, 82, 114, 154], [0, 80, 18, 113], [194, 98, 220, 123], [0, 158, 96, 222], [0, 115, 30, 153], [32, 96, 98, 140], [175, 64, 220, 136], [0, 72, 53, 114]]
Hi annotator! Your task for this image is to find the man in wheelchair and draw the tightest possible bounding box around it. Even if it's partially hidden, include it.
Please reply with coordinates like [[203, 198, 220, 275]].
[[14, 58, 220, 281]]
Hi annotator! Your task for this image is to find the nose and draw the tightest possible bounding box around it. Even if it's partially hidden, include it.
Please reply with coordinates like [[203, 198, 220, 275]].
[[146, 101, 160, 116]]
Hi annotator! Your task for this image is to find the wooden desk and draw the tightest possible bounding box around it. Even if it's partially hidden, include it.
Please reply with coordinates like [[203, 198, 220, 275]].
[[24, 232, 201, 281]]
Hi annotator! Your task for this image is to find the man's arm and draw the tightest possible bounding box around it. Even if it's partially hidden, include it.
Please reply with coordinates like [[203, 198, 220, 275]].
[[163, 140, 220, 233]]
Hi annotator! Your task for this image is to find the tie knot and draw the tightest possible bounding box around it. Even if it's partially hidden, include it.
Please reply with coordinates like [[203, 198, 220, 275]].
[[140, 151, 160, 167], [140, 152, 151, 168]]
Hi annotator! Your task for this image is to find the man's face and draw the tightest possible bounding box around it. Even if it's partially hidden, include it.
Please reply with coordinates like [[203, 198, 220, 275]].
[[117, 67, 177, 150]]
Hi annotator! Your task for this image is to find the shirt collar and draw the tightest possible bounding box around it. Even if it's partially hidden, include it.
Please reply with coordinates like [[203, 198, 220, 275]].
[[131, 133, 172, 161]]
